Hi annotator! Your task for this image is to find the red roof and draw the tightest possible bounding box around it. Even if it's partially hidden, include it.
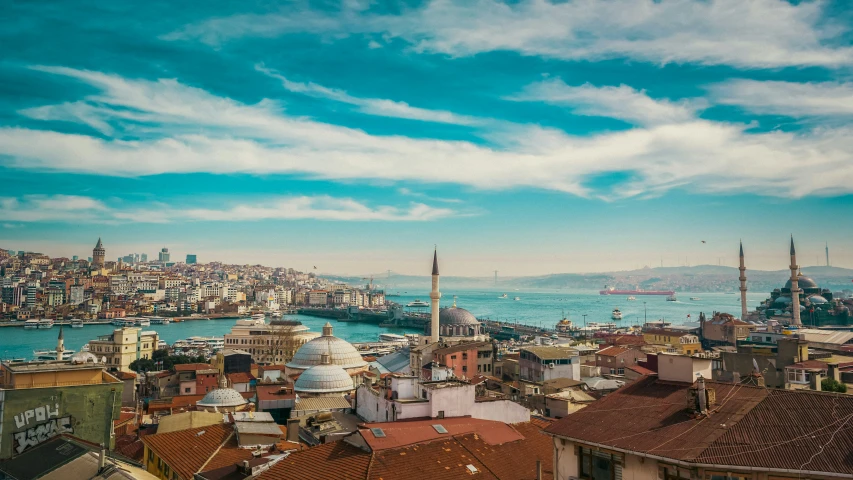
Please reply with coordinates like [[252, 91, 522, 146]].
[[360, 417, 522, 451], [174, 363, 213, 372], [596, 346, 631, 357], [625, 365, 656, 376], [113, 371, 137, 380], [142, 423, 254, 480], [546, 377, 853, 475], [227, 372, 255, 384], [256, 384, 296, 401]]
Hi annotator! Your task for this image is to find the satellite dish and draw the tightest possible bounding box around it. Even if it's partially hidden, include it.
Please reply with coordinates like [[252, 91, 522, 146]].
[[101, 356, 107, 364], [752, 358, 760, 373]]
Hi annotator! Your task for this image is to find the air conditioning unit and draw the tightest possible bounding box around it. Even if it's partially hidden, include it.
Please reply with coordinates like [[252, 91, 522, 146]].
[[548, 363, 555, 369]]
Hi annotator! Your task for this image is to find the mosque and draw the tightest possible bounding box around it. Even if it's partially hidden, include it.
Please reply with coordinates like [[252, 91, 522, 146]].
[[751, 238, 851, 327], [281, 322, 369, 397], [421, 249, 488, 344]]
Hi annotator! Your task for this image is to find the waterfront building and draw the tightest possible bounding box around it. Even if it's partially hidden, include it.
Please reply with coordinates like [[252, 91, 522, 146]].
[[86, 327, 159, 372], [285, 322, 368, 377], [224, 319, 319, 365], [0, 356, 122, 459], [546, 368, 853, 479], [356, 375, 529, 424], [92, 237, 105, 269]]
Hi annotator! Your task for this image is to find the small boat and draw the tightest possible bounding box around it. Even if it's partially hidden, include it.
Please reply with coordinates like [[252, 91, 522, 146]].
[[149, 316, 170, 325], [627, 296, 636, 301], [379, 333, 406, 343], [612, 308, 623, 320], [34, 349, 75, 361], [666, 294, 678, 302], [38, 319, 55, 329], [251, 313, 265, 321], [71, 319, 84, 328], [513, 297, 521, 301], [135, 317, 151, 327], [406, 299, 430, 308], [24, 319, 40, 329], [113, 319, 135, 327], [690, 297, 701, 301], [270, 311, 283, 319], [499, 294, 508, 299]]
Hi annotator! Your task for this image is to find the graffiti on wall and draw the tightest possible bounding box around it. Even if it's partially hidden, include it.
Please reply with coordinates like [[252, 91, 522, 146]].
[[13, 416, 73, 454], [12, 404, 73, 454]]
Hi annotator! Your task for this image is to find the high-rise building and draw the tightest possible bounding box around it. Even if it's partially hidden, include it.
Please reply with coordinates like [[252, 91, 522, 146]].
[[140, 253, 148, 263], [186, 254, 197, 264], [158, 247, 170, 263], [92, 238, 105, 268], [72, 255, 78, 261]]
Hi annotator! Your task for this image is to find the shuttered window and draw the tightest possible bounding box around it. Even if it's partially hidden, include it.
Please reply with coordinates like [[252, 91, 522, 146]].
[[578, 447, 624, 480]]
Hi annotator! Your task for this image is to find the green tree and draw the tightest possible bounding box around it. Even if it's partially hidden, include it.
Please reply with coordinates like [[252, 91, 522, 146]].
[[821, 378, 848, 393]]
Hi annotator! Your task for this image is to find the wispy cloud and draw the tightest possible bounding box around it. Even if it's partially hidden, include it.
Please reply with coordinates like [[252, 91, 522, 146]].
[[164, 0, 853, 69], [0, 194, 454, 224], [256, 64, 482, 126], [511, 79, 703, 125], [6, 66, 853, 200], [709, 79, 853, 117]]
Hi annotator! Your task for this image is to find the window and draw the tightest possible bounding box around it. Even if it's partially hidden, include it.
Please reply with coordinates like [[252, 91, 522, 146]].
[[184, 387, 191, 393], [148, 449, 154, 462], [578, 448, 622, 480]]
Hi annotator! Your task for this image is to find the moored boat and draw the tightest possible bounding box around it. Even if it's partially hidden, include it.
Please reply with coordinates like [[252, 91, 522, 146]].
[[38, 319, 54, 329], [611, 308, 623, 320], [24, 319, 39, 329], [71, 319, 84, 328]]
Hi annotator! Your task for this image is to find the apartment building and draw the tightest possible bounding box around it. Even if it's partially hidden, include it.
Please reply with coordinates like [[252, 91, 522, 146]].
[[87, 327, 159, 372]]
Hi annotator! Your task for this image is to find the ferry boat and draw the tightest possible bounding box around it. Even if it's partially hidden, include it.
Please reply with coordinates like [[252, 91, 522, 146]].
[[112, 319, 135, 327], [33, 349, 75, 361], [406, 299, 429, 308], [38, 319, 55, 329], [666, 294, 678, 302], [71, 319, 84, 328], [690, 297, 701, 301], [149, 316, 171, 325], [600, 286, 675, 296], [555, 317, 573, 334], [251, 313, 266, 321], [378, 333, 407, 343], [24, 319, 40, 329], [611, 308, 623, 320], [627, 296, 637, 301], [135, 317, 151, 327]]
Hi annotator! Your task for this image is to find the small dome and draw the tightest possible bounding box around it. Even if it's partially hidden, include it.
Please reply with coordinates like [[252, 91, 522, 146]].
[[287, 322, 367, 370], [294, 359, 353, 394], [439, 307, 479, 326], [807, 295, 829, 304], [774, 296, 792, 305], [197, 388, 247, 408], [784, 275, 819, 291]]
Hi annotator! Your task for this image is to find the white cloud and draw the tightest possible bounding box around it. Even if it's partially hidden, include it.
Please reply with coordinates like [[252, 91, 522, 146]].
[[709, 79, 853, 117], [6, 66, 853, 200], [164, 0, 853, 69], [255, 64, 481, 126], [0, 194, 454, 224], [511, 79, 703, 125]]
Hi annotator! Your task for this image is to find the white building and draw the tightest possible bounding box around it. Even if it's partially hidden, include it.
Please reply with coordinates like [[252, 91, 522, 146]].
[[356, 375, 530, 424]]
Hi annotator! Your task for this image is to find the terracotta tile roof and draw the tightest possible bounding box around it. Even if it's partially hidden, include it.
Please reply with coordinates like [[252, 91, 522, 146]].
[[359, 418, 523, 451], [625, 365, 656, 376], [370, 438, 496, 480], [596, 346, 630, 357], [227, 372, 255, 384], [113, 371, 137, 380], [787, 359, 829, 370], [643, 329, 694, 337], [114, 434, 144, 462], [546, 376, 853, 475], [174, 363, 213, 372], [256, 384, 296, 401], [142, 423, 253, 480], [258, 440, 371, 480]]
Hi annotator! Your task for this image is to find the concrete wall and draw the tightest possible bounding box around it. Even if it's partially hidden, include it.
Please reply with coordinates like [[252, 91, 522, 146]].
[[0, 382, 122, 459], [658, 355, 711, 383], [430, 385, 475, 419], [469, 400, 529, 424]]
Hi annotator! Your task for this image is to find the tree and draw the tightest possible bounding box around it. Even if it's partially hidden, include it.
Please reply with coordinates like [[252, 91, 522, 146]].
[[261, 321, 300, 365], [822, 378, 847, 393]]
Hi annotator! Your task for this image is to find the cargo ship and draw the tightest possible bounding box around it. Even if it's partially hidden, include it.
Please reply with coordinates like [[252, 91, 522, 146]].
[[599, 286, 675, 296]]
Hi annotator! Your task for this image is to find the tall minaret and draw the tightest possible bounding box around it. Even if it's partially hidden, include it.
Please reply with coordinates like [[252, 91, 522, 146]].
[[430, 249, 441, 344], [56, 324, 65, 359], [789, 236, 802, 326], [738, 241, 748, 320]]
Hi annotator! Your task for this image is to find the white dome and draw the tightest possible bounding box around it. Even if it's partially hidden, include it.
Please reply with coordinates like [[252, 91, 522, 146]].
[[197, 388, 248, 408], [286, 322, 367, 370], [294, 363, 354, 394]]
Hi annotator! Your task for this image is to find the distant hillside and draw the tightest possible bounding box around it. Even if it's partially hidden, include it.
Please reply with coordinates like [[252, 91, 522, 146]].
[[323, 265, 853, 294]]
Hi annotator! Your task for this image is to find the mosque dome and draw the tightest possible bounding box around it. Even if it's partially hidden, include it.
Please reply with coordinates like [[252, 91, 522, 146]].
[[197, 377, 248, 409], [294, 354, 354, 394], [439, 307, 479, 326], [286, 322, 367, 371], [784, 275, 819, 291], [774, 296, 792, 305], [807, 295, 829, 305]]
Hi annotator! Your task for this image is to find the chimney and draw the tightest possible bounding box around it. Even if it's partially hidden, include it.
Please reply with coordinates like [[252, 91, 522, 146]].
[[810, 373, 822, 391], [697, 377, 707, 414], [286, 418, 300, 443], [536, 460, 542, 480], [828, 363, 840, 382], [98, 445, 107, 472]]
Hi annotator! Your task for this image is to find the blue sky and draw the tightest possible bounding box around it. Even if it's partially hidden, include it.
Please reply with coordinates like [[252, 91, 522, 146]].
[[2, 0, 853, 275]]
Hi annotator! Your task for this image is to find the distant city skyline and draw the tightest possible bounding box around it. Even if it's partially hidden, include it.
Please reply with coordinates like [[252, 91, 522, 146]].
[[2, 1, 853, 275]]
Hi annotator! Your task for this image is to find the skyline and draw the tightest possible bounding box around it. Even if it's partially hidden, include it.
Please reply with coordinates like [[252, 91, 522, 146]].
[[3, 0, 853, 274]]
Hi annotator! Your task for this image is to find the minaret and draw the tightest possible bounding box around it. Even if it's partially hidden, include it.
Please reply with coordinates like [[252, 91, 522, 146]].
[[56, 324, 65, 359], [789, 236, 802, 326], [92, 238, 105, 268], [430, 249, 441, 344], [826, 242, 830, 267], [738, 241, 748, 320]]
